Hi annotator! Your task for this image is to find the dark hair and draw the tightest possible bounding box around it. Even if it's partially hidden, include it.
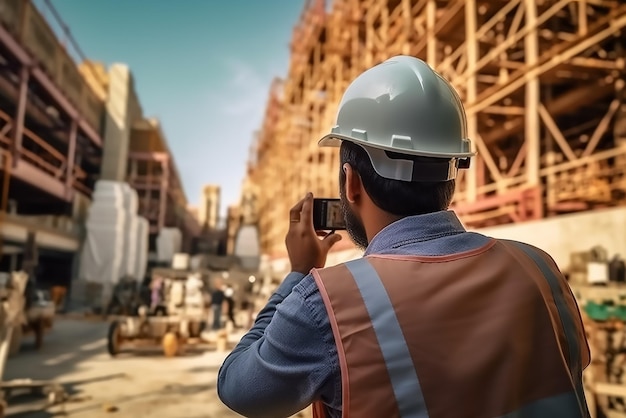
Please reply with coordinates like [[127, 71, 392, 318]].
[[339, 141, 455, 216]]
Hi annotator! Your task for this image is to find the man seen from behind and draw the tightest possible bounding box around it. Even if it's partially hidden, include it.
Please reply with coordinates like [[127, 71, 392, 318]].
[[217, 55, 591, 418]]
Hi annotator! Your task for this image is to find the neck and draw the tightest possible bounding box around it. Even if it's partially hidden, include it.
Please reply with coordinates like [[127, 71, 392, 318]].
[[362, 203, 402, 243]]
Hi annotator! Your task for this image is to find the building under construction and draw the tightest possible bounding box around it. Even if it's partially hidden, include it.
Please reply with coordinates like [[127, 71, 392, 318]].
[[245, 0, 626, 258], [0, 1, 199, 295]]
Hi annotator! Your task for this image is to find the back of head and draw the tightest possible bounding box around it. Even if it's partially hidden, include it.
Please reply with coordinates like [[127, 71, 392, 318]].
[[339, 141, 456, 216], [319, 55, 474, 216]]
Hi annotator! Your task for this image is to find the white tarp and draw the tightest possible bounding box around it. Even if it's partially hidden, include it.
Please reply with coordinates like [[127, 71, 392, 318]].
[[134, 217, 149, 280], [156, 228, 182, 264], [234, 225, 261, 271], [79, 180, 148, 284]]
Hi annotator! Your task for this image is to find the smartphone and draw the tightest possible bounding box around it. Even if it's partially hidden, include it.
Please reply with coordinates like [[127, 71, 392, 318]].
[[313, 198, 346, 231]]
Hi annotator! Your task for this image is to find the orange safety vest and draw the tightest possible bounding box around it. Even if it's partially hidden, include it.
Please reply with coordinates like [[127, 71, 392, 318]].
[[310, 239, 590, 418]]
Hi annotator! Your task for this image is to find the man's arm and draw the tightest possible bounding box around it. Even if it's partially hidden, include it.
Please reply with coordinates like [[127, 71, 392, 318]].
[[217, 272, 334, 418]]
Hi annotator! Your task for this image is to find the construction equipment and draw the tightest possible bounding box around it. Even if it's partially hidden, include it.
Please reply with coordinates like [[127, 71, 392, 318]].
[[0, 272, 54, 356], [0, 271, 65, 418], [567, 247, 626, 418], [106, 267, 210, 358]]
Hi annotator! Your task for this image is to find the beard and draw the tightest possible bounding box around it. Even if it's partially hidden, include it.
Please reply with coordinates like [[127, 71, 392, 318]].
[[340, 191, 369, 251]]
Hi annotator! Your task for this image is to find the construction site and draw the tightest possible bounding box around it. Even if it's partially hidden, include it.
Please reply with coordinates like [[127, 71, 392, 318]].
[[247, 0, 626, 259], [0, 1, 263, 417], [0, 0, 624, 417], [245, 0, 626, 416]]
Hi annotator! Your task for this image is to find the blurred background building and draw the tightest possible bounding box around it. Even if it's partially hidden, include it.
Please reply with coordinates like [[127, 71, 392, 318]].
[[242, 0, 626, 271]]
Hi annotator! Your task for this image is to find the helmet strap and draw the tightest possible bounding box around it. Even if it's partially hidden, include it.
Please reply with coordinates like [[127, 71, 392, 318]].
[[361, 144, 463, 182]]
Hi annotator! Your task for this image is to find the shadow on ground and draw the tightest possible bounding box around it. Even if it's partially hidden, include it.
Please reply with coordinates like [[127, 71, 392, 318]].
[[5, 318, 110, 382], [5, 372, 128, 417], [187, 364, 221, 373], [61, 381, 224, 416]]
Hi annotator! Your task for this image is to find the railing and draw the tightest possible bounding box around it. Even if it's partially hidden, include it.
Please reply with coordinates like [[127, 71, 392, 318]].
[[450, 145, 626, 226], [1, 211, 81, 237], [0, 0, 104, 132], [454, 147, 626, 204], [0, 109, 91, 195]]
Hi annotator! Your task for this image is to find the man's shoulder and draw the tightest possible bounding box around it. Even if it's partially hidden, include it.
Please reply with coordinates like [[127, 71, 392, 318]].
[[493, 238, 562, 270], [496, 238, 554, 257], [291, 272, 322, 300], [312, 260, 365, 282], [293, 261, 358, 300]]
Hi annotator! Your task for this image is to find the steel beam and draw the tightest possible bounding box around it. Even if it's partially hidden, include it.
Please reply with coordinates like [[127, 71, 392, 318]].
[[0, 25, 102, 148], [65, 119, 77, 200], [12, 158, 67, 201], [128, 151, 169, 162], [11, 65, 29, 166]]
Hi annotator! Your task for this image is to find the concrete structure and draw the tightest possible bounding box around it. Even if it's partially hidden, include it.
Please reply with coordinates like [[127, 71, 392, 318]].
[[127, 118, 199, 251], [0, 1, 199, 298], [263, 206, 626, 281], [0, 0, 105, 291], [244, 0, 626, 258], [198, 184, 220, 231], [80, 59, 199, 251], [475, 206, 626, 271], [97, 63, 143, 182]]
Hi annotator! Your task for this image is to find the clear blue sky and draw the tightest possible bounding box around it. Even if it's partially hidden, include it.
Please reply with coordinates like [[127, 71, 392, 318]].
[[39, 0, 305, 215]]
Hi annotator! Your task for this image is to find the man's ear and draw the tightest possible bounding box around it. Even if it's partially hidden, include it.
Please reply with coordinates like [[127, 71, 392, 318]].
[[343, 163, 361, 204]]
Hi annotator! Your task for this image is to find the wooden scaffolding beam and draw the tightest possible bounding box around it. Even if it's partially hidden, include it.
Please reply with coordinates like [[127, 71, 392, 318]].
[[246, 0, 626, 257]]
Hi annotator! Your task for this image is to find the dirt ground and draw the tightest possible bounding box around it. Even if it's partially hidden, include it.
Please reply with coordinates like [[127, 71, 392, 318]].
[[3, 317, 310, 418]]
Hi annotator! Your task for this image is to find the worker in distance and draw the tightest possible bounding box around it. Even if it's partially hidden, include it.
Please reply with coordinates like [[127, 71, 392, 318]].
[[217, 55, 591, 418]]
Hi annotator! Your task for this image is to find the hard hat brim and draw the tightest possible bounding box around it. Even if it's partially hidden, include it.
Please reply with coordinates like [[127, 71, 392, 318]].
[[317, 135, 342, 148], [318, 134, 476, 159]]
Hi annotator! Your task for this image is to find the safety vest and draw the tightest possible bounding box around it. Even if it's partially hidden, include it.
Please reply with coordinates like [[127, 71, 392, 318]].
[[310, 239, 590, 418]]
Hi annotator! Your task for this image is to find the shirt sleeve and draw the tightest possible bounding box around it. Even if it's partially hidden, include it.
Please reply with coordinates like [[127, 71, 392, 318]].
[[217, 272, 335, 418]]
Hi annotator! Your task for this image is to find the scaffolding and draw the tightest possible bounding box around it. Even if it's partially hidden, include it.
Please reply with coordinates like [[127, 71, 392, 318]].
[[246, 0, 626, 257], [0, 0, 104, 215], [127, 118, 199, 250]]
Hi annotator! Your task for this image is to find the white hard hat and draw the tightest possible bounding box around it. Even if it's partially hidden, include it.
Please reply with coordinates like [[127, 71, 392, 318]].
[[319, 55, 475, 181]]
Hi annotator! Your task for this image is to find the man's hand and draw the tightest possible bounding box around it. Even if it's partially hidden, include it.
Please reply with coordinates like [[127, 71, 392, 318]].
[[285, 193, 342, 275]]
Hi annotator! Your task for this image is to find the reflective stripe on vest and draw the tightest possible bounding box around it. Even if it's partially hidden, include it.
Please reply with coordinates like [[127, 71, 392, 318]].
[[345, 258, 428, 418], [507, 241, 589, 418]]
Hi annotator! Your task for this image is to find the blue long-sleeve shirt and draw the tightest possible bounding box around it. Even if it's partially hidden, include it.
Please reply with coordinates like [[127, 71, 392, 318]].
[[217, 210, 492, 418]]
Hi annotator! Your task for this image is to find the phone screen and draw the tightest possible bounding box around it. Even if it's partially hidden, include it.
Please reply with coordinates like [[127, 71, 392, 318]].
[[313, 198, 346, 231]]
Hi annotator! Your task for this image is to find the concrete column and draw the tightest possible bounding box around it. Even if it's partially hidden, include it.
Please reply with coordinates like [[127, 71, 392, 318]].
[[100, 64, 139, 181]]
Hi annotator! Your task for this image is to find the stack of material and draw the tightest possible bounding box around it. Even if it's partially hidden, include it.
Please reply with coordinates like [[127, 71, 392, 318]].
[[79, 181, 127, 285], [233, 225, 261, 271], [183, 273, 205, 317], [79, 180, 149, 305], [79, 180, 150, 285], [156, 228, 182, 265], [120, 184, 139, 279], [134, 217, 150, 280]]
